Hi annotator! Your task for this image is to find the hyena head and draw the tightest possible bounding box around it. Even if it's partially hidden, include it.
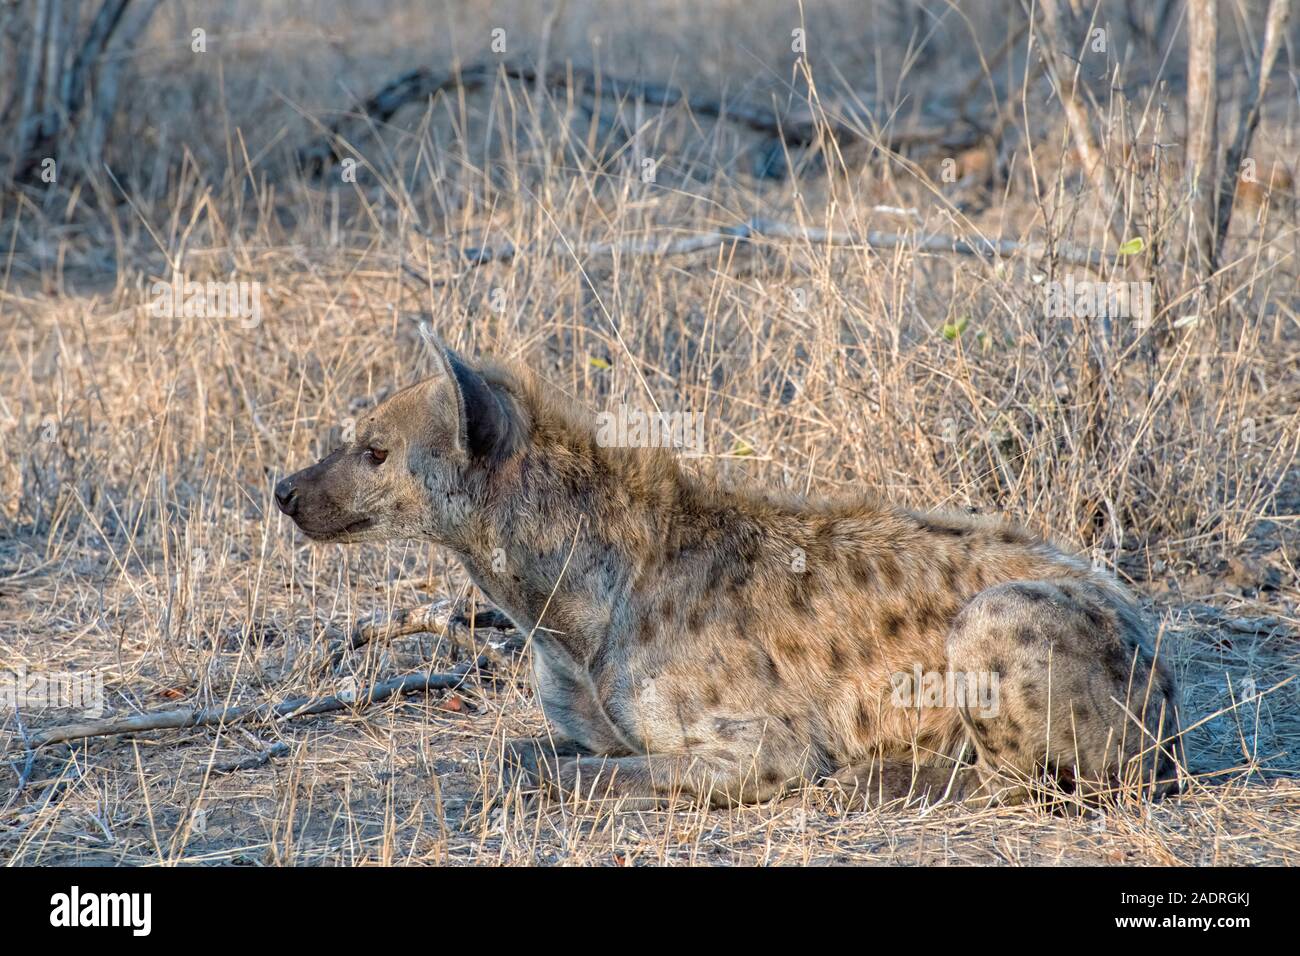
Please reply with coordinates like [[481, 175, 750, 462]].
[[274, 345, 522, 546]]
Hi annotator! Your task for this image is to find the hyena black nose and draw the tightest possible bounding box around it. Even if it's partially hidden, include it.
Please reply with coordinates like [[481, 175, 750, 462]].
[[274, 477, 299, 516]]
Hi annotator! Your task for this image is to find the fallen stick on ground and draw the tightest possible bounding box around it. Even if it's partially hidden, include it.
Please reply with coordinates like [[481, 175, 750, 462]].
[[301, 60, 969, 174], [319, 598, 456, 672], [320, 599, 526, 673], [17, 660, 478, 752], [210, 741, 291, 774], [406, 216, 1110, 286]]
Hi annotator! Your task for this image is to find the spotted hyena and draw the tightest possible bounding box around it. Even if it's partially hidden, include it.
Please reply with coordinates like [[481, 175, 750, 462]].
[[276, 345, 1181, 809]]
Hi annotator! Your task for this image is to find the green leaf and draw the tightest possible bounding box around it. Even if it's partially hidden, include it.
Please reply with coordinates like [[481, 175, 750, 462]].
[[730, 439, 755, 456], [1118, 236, 1145, 256], [588, 356, 611, 370], [941, 316, 970, 341]]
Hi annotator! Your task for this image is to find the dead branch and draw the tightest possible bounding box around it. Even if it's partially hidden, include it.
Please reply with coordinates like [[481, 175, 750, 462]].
[[17, 660, 478, 753], [747, 218, 1109, 268], [320, 597, 456, 671], [301, 60, 968, 175], [319, 598, 525, 673], [407, 216, 1110, 287], [1212, 0, 1290, 269]]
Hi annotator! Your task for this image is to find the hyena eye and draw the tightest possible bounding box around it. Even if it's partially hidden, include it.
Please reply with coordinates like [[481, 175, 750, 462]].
[[366, 447, 388, 464]]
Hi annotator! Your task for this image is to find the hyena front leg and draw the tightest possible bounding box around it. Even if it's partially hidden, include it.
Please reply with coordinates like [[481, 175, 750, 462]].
[[499, 735, 589, 793], [946, 579, 1180, 805]]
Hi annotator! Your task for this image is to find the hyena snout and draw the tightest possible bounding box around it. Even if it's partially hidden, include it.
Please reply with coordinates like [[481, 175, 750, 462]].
[[273, 476, 299, 516], [272, 450, 380, 540]]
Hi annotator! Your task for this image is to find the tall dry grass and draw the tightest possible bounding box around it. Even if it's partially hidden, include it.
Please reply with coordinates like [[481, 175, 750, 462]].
[[0, 0, 1297, 865]]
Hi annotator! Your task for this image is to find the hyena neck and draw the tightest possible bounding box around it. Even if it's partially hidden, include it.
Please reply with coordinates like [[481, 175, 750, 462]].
[[454, 401, 689, 658]]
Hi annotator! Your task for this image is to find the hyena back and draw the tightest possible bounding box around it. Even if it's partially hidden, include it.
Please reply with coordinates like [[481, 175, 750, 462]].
[[276, 346, 1180, 808]]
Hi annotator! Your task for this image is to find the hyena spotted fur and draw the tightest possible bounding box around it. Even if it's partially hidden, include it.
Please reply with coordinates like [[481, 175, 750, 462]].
[[276, 346, 1181, 809]]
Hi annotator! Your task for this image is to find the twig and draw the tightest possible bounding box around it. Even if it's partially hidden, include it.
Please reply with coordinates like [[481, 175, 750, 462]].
[[210, 742, 290, 774], [15, 661, 479, 753], [4, 709, 38, 802]]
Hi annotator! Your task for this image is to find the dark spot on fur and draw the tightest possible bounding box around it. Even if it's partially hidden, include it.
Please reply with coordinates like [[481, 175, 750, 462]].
[[687, 602, 708, 631], [1015, 626, 1039, 645], [855, 699, 873, 732], [1009, 583, 1050, 604], [787, 575, 813, 612], [850, 558, 872, 586], [775, 631, 806, 662], [878, 555, 904, 589], [918, 517, 970, 537], [1104, 644, 1136, 683], [827, 637, 848, 671], [1082, 603, 1108, 629]]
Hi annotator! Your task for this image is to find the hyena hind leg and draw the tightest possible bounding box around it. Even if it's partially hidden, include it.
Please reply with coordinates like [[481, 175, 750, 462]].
[[518, 746, 811, 810], [947, 579, 1180, 806]]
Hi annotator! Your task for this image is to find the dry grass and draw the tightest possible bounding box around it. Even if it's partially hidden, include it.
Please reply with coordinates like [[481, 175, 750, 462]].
[[1, 0, 1299, 865]]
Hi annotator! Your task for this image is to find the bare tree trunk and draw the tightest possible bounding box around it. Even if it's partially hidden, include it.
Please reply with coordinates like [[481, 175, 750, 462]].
[[82, 0, 162, 173], [1212, 0, 1290, 270], [1184, 0, 1219, 275], [63, 0, 131, 125], [14, 0, 51, 164], [7, 0, 161, 184], [1036, 0, 1117, 234], [40, 0, 63, 139]]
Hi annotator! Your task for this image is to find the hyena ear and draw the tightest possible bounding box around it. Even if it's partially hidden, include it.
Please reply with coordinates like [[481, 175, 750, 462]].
[[432, 343, 520, 464]]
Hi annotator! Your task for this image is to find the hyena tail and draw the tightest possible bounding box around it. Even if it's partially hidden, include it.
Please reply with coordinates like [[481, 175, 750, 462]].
[[956, 697, 991, 761]]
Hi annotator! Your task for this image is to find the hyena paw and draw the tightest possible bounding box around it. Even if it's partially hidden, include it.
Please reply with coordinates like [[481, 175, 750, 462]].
[[499, 736, 581, 793]]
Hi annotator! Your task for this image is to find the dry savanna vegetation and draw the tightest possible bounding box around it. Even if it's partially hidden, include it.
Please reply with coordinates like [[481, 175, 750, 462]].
[[1, 0, 1299, 865]]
